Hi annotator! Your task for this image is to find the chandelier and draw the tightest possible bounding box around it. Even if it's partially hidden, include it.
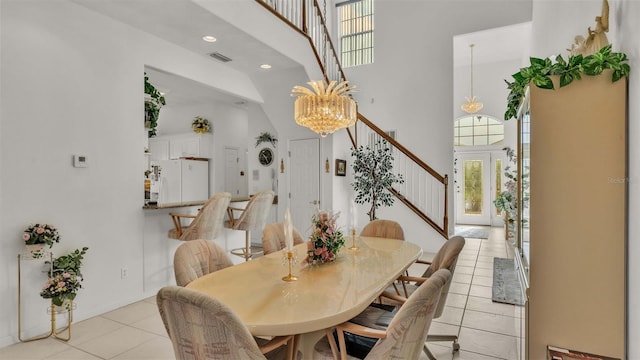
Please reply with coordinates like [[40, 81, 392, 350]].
[[461, 43, 483, 114], [291, 80, 357, 137]]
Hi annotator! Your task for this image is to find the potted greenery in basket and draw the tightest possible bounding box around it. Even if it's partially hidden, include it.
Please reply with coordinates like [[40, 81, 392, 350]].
[[255, 132, 278, 147], [41, 247, 89, 309], [192, 116, 211, 134], [351, 140, 404, 221], [144, 73, 166, 138], [22, 224, 60, 258], [504, 44, 629, 121]]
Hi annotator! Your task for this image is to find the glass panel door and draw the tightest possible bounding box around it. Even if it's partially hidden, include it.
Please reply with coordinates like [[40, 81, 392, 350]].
[[456, 153, 491, 225]]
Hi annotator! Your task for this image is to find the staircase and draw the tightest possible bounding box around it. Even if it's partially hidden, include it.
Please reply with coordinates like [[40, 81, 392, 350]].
[[256, 0, 448, 238]]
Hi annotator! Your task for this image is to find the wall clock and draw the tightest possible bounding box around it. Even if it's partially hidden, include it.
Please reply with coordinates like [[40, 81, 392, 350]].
[[258, 148, 274, 166]]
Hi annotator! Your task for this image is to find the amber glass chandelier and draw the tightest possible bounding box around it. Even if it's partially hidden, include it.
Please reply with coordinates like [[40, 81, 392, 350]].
[[461, 44, 483, 114], [291, 80, 357, 137]]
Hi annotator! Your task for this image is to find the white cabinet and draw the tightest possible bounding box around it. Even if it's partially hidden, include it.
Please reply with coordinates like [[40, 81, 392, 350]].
[[524, 71, 626, 360], [148, 133, 212, 160], [170, 136, 200, 159], [148, 138, 169, 161]]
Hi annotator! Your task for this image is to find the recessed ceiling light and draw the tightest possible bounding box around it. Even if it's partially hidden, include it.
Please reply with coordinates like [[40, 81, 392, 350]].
[[202, 35, 217, 42], [260, 64, 272, 69]]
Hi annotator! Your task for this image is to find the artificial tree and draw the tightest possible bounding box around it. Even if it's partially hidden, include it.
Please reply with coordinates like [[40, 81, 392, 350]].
[[351, 140, 404, 221]]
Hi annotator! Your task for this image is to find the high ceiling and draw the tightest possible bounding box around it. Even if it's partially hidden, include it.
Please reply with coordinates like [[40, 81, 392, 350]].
[[74, 0, 530, 107], [74, 0, 302, 106]]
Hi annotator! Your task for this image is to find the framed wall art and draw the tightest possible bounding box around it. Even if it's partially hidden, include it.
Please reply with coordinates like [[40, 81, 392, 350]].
[[335, 159, 346, 176]]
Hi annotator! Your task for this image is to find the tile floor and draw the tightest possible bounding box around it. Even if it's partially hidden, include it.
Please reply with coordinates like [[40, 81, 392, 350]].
[[0, 226, 524, 360]]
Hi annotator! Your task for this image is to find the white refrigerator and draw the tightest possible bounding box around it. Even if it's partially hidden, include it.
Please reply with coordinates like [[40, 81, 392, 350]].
[[151, 159, 209, 206]]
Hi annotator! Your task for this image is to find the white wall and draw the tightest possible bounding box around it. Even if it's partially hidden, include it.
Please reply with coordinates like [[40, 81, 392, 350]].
[[333, 0, 532, 253], [0, 0, 259, 345], [531, 0, 638, 357]]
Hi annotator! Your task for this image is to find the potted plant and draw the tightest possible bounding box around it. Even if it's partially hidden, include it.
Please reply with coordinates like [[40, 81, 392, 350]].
[[255, 132, 278, 147], [22, 223, 61, 258], [351, 140, 404, 221], [192, 116, 211, 134], [41, 247, 89, 309], [144, 73, 166, 138]]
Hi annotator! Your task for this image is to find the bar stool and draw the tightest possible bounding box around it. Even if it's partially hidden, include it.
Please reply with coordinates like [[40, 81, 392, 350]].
[[227, 190, 274, 261]]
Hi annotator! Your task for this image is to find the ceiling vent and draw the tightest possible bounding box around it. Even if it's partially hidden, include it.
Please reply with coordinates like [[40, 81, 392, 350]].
[[209, 52, 232, 63]]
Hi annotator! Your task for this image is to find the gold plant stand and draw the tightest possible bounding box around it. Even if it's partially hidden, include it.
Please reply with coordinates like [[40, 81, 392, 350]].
[[17, 253, 74, 342]]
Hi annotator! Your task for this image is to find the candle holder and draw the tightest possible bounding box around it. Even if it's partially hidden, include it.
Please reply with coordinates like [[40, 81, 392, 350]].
[[349, 228, 358, 250], [282, 251, 298, 282]]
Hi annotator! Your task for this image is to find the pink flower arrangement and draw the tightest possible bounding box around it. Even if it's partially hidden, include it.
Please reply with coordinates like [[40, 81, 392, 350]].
[[23, 223, 60, 247], [307, 209, 345, 264], [40, 272, 82, 307]]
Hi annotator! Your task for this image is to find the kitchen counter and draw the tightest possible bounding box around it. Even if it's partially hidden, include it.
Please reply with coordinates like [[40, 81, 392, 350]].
[[142, 201, 205, 210], [142, 195, 277, 210]]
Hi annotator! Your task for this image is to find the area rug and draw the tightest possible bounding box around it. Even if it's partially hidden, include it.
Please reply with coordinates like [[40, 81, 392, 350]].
[[454, 226, 491, 239], [492, 257, 525, 306]]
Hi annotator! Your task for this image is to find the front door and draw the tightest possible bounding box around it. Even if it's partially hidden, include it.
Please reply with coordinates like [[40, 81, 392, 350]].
[[289, 138, 320, 237], [456, 152, 492, 225]]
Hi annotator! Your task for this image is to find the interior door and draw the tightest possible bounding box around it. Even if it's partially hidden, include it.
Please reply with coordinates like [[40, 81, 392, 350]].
[[224, 147, 240, 197], [289, 138, 320, 237], [456, 152, 491, 225]]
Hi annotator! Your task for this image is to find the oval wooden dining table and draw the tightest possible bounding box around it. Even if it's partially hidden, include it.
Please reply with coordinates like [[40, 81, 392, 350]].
[[186, 236, 422, 358]]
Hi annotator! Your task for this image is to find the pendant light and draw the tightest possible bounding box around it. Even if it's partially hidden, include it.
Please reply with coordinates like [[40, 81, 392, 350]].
[[461, 43, 483, 114], [291, 80, 357, 137]]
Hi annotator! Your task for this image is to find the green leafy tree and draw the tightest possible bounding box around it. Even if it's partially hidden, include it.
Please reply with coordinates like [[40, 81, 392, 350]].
[[351, 140, 404, 221]]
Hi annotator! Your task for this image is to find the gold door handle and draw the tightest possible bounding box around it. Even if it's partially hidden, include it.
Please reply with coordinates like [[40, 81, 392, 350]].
[[310, 200, 319, 205]]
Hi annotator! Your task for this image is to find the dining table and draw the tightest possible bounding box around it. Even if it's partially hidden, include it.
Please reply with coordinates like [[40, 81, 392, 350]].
[[186, 236, 422, 359]]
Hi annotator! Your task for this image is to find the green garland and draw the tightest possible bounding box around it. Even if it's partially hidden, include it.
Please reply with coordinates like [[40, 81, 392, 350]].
[[504, 44, 630, 121]]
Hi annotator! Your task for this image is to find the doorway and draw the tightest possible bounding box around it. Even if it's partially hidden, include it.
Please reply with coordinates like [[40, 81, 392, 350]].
[[455, 150, 506, 226], [289, 138, 320, 237]]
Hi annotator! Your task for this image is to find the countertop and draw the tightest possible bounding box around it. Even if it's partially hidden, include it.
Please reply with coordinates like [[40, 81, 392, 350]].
[[142, 195, 277, 210]]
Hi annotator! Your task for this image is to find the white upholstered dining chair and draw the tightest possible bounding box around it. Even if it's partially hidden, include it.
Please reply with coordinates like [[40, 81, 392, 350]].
[[395, 235, 466, 359], [261, 222, 305, 255], [314, 269, 451, 360], [173, 239, 233, 287], [157, 285, 298, 360]]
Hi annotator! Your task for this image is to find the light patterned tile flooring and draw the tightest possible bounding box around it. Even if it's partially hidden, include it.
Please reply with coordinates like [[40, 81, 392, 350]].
[[0, 226, 523, 360]]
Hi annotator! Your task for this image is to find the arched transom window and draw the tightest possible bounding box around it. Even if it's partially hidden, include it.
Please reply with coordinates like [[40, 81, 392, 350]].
[[454, 115, 504, 146]]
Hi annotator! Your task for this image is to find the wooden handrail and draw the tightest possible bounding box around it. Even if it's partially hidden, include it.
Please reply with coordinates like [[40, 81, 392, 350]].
[[354, 113, 446, 183]]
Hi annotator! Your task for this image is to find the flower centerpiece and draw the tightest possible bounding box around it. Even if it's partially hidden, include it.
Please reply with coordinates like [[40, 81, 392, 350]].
[[192, 116, 211, 134], [22, 224, 60, 258], [307, 209, 345, 264]]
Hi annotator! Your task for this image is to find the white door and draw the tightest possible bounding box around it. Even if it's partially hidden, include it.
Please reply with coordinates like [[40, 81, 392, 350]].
[[289, 139, 320, 237], [456, 152, 491, 225], [224, 147, 241, 197]]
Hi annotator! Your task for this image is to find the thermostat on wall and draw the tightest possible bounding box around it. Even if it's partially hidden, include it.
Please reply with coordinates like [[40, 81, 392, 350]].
[[73, 155, 88, 168]]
